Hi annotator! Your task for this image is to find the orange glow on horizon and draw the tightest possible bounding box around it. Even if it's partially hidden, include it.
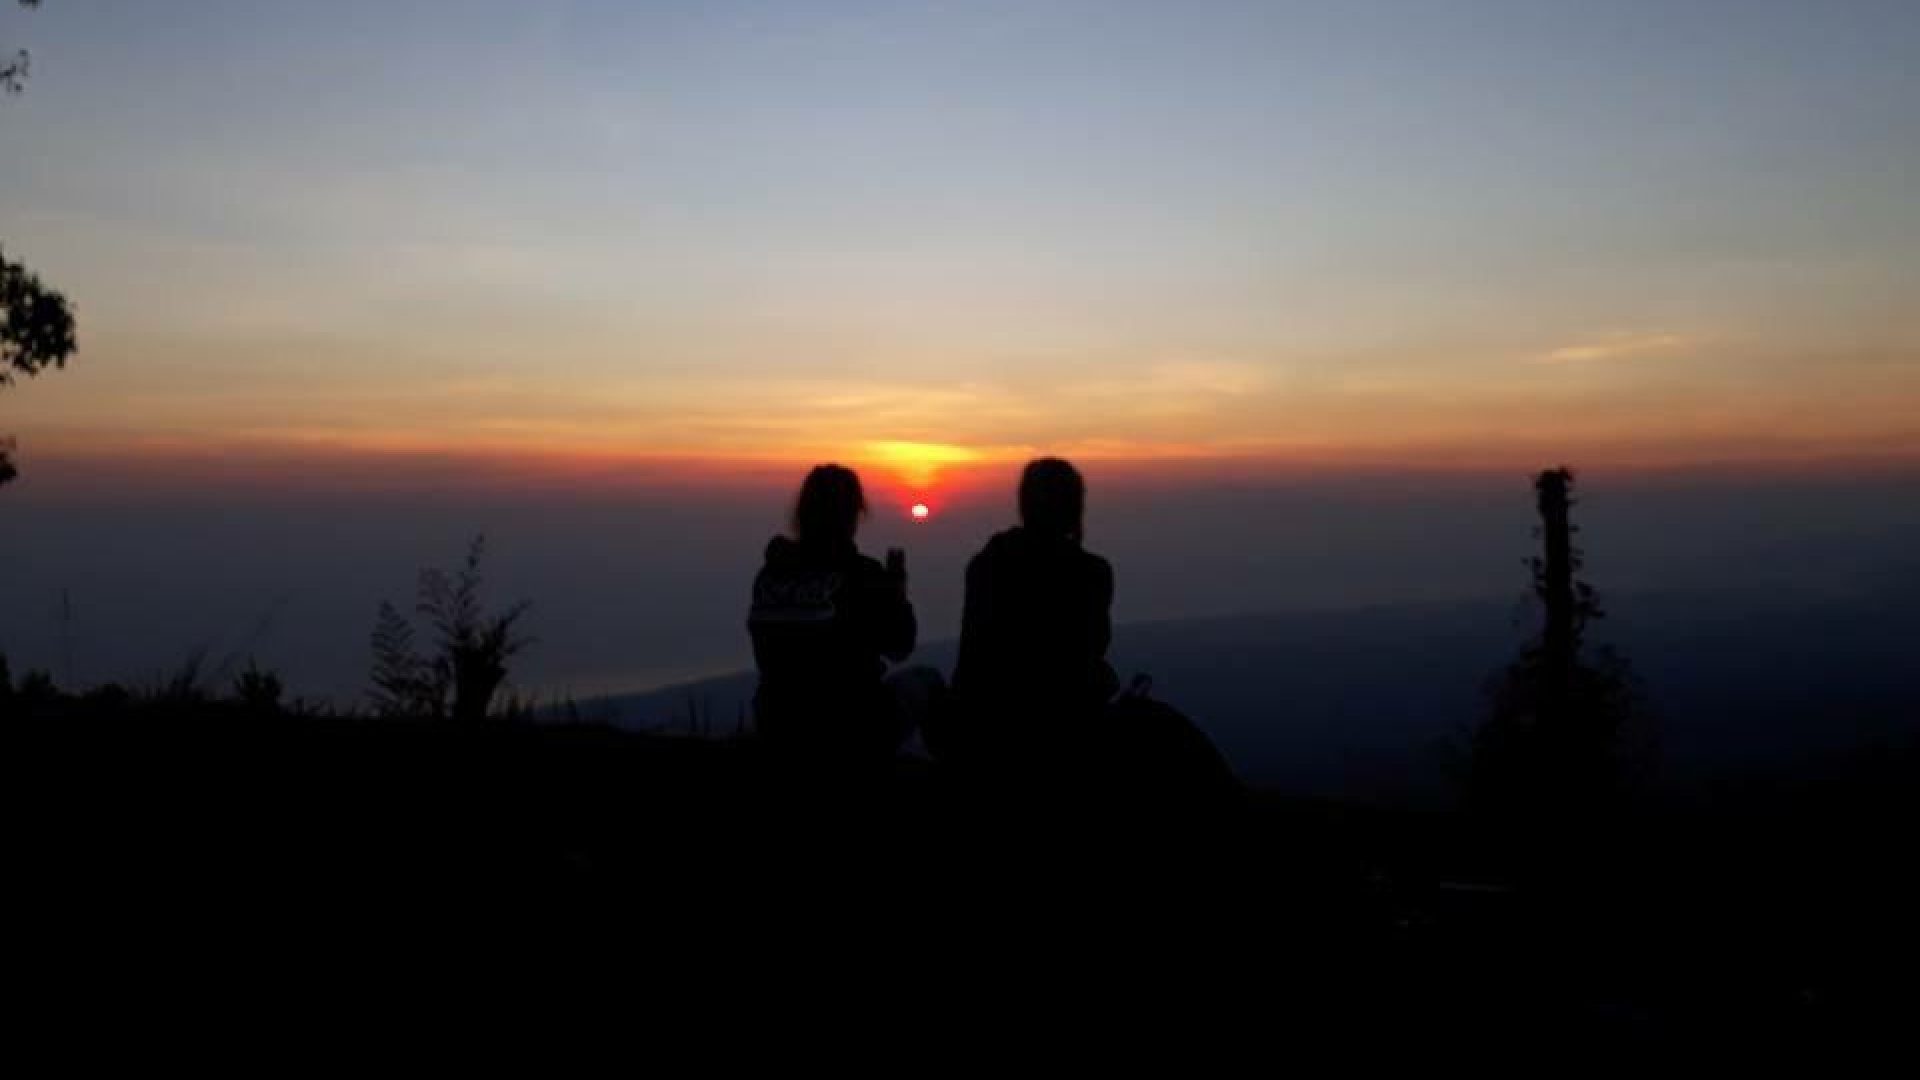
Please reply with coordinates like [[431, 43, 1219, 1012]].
[[16, 420, 1920, 501], [859, 440, 999, 488]]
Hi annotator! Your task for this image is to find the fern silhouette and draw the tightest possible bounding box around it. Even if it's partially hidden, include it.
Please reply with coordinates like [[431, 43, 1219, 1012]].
[[368, 537, 531, 721]]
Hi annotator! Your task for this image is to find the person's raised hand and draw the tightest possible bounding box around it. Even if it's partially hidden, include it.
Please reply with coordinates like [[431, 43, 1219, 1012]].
[[885, 547, 908, 585]]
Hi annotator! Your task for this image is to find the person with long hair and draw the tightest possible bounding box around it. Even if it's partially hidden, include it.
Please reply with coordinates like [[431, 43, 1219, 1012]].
[[747, 464, 928, 760]]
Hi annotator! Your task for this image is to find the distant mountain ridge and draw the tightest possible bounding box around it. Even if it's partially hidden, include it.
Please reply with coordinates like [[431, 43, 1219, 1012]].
[[568, 585, 1918, 803]]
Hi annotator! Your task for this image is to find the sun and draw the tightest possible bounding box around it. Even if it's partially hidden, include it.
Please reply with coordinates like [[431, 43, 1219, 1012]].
[[910, 502, 931, 522]]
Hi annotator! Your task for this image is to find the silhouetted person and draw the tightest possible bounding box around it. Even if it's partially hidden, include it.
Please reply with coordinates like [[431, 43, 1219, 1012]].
[[748, 465, 931, 763], [939, 458, 1119, 774]]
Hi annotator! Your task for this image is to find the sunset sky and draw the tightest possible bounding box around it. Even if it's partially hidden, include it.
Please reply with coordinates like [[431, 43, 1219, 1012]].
[[4, 0, 1920, 705], [3, 0, 1916, 508]]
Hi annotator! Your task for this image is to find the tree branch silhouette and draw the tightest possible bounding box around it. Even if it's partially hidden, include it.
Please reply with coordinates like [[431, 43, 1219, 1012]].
[[3, 1, 76, 487], [2, 2, 43, 94]]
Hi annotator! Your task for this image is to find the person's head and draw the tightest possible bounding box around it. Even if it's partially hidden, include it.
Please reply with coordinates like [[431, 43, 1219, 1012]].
[[791, 464, 867, 547], [1019, 457, 1086, 541]]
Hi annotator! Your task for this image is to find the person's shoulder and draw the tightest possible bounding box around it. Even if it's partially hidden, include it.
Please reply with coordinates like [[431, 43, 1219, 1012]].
[[963, 549, 989, 583], [1080, 547, 1114, 586], [753, 536, 794, 581], [968, 528, 1022, 573], [977, 527, 1024, 560]]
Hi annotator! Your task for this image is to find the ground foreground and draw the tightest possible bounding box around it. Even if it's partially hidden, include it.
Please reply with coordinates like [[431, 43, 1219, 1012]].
[[7, 708, 1915, 1048]]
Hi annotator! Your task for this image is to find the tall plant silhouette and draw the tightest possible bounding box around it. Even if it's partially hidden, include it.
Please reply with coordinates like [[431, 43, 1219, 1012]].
[[368, 537, 532, 722], [1472, 468, 1647, 828]]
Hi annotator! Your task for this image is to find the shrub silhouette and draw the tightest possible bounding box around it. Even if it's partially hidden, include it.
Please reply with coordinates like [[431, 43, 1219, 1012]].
[[234, 662, 285, 715], [156, 648, 212, 707], [16, 667, 57, 708], [1471, 468, 1650, 833], [368, 536, 531, 721]]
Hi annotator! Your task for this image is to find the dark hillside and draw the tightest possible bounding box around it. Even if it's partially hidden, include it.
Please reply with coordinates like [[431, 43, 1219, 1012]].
[[584, 584, 1920, 801], [8, 701, 1914, 1039]]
